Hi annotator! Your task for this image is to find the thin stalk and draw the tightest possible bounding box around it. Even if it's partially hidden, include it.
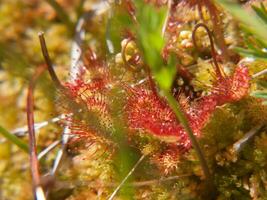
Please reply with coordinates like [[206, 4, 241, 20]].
[[233, 124, 262, 152], [108, 154, 146, 200], [35, 186, 46, 200], [0, 125, 29, 153], [205, 0, 230, 62], [45, 0, 75, 32], [27, 65, 47, 199], [11, 114, 66, 137], [38, 32, 62, 88], [252, 68, 267, 79], [38, 140, 60, 160], [162, 90, 213, 186], [192, 23, 224, 78], [39, 31, 72, 198], [57, 174, 193, 188], [51, 126, 71, 175]]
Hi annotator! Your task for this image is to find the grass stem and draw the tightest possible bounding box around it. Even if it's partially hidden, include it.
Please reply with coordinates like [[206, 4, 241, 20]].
[[162, 90, 213, 189], [0, 125, 29, 153]]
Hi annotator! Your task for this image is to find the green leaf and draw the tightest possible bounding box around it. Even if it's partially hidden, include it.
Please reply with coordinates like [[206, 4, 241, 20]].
[[217, 0, 267, 46], [234, 47, 267, 61], [0, 125, 29, 153], [154, 65, 176, 90], [252, 3, 267, 24], [135, 0, 167, 69], [251, 90, 267, 105], [251, 91, 267, 99]]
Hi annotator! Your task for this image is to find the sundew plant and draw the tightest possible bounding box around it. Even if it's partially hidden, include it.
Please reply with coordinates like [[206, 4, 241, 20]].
[[0, 0, 267, 199]]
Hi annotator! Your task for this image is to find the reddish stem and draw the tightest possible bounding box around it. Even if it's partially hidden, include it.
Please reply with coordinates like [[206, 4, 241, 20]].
[[192, 23, 223, 79], [27, 65, 47, 197], [38, 32, 62, 88], [204, 1, 229, 62]]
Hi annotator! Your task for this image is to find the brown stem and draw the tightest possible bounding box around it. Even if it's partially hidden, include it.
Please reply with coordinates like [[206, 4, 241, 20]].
[[27, 65, 47, 198], [205, 1, 229, 62], [192, 23, 223, 79], [38, 32, 62, 88]]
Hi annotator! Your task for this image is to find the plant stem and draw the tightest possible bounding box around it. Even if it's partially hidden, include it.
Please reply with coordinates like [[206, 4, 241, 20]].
[[233, 124, 262, 152], [0, 125, 29, 153], [252, 68, 267, 79], [38, 32, 62, 88], [108, 154, 146, 200], [162, 90, 213, 186], [27, 65, 47, 199]]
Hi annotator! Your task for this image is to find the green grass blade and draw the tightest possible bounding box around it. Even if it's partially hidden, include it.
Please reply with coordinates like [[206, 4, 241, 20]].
[[235, 47, 267, 60], [0, 125, 29, 153], [251, 91, 267, 99], [217, 0, 267, 46], [252, 5, 267, 24]]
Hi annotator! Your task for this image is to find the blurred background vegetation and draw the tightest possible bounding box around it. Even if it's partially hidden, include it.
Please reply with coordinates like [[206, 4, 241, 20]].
[[0, 0, 267, 199]]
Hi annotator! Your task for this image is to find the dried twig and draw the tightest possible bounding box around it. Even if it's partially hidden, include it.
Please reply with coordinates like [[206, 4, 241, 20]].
[[11, 115, 66, 137], [51, 126, 71, 175], [35, 186, 46, 200], [38, 140, 60, 160], [108, 154, 146, 200], [56, 174, 192, 188], [233, 124, 263, 153], [252, 68, 267, 79]]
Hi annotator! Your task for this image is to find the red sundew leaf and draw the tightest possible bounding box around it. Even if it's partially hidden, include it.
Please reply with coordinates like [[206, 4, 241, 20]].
[[151, 144, 186, 174], [125, 63, 250, 151], [211, 64, 250, 105], [125, 86, 192, 148], [64, 78, 108, 99], [61, 52, 114, 144], [83, 48, 107, 71]]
